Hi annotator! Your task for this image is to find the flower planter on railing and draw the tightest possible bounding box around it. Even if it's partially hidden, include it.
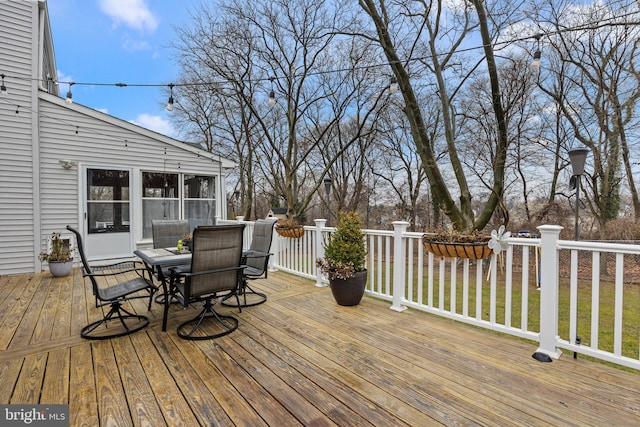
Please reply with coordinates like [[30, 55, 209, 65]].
[[275, 226, 305, 239], [422, 236, 492, 259]]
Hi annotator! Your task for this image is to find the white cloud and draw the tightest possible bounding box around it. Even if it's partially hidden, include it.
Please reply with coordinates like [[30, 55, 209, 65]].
[[131, 114, 175, 137], [122, 38, 150, 53], [56, 70, 74, 92], [98, 0, 158, 33]]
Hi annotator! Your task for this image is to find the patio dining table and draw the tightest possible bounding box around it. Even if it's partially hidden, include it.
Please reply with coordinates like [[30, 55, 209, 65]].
[[134, 248, 190, 331], [134, 247, 268, 331]]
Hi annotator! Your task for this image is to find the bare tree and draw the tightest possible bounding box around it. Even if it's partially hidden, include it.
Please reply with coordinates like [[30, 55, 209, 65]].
[[172, 0, 387, 222], [535, 0, 640, 235], [357, 0, 522, 232]]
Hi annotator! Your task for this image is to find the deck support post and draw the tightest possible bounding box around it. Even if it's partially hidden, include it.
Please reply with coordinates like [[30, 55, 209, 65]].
[[390, 221, 409, 312], [534, 225, 563, 361], [314, 219, 328, 287]]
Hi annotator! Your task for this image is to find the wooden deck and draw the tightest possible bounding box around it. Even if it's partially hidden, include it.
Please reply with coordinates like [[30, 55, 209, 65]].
[[1, 268, 640, 426]]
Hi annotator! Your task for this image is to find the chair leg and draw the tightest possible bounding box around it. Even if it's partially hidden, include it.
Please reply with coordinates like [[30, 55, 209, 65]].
[[81, 301, 149, 340], [177, 298, 238, 340], [221, 278, 267, 308]]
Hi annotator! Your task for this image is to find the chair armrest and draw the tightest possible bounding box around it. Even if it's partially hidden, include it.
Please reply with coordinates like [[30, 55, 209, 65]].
[[91, 260, 141, 271], [242, 250, 272, 259], [84, 266, 150, 279], [171, 265, 246, 278]]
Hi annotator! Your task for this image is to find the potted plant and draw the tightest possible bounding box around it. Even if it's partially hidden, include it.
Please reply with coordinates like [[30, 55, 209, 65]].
[[422, 228, 492, 259], [39, 231, 74, 277], [180, 232, 193, 252], [274, 218, 305, 239], [316, 211, 367, 306]]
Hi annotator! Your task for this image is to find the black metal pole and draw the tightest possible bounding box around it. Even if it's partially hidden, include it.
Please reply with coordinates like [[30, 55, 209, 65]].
[[574, 174, 581, 358], [574, 175, 580, 241], [326, 188, 331, 227]]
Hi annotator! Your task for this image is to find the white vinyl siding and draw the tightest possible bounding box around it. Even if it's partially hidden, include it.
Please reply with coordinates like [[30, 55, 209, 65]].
[[0, 1, 37, 274], [37, 96, 227, 256]]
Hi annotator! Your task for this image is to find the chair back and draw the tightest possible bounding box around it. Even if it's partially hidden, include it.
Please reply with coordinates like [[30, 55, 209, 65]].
[[188, 224, 245, 298], [245, 219, 277, 274], [152, 219, 190, 249], [66, 225, 99, 291]]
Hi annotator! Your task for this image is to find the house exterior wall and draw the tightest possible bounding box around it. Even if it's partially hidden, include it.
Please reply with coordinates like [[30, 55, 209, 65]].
[[38, 95, 227, 251], [0, 1, 235, 275], [0, 1, 39, 275]]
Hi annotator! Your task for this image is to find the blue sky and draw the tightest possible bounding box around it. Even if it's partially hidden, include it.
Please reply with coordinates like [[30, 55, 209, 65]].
[[48, 0, 201, 138]]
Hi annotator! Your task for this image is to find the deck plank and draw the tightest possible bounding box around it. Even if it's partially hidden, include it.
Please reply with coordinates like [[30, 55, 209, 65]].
[[50, 273, 75, 340], [130, 331, 201, 426], [111, 336, 166, 426], [69, 344, 99, 427], [148, 329, 235, 426], [1, 268, 640, 426], [172, 337, 271, 427], [0, 359, 24, 404], [0, 274, 41, 350], [230, 321, 399, 426], [40, 347, 70, 404], [92, 340, 134, 426], [31, 273, 57, 344], [10, 352, 47, 404]]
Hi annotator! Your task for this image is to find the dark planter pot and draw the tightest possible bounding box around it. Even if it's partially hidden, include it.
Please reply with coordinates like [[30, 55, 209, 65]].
[[329, 270, 367, 306]]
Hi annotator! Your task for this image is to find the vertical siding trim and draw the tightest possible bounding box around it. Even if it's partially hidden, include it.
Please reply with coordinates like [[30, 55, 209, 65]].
[[32, 3, 42, 272]]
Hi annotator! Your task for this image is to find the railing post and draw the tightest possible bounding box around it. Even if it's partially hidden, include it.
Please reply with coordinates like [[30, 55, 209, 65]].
[[390, 221, 409, 312], [269, 222, 279, 273], [534, 224, 563, 360], [314, 219, 327, 287]]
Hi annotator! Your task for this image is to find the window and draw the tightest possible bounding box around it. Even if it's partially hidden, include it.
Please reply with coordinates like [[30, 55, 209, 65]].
[[142, 172, 179, 238], [87, 169, 130, 234], [184, 175, 216, 230], [141, 172, 216, 238]]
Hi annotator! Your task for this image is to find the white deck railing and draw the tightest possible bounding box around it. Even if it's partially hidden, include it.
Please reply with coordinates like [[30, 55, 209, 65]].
[[221, 218, 640, 370]]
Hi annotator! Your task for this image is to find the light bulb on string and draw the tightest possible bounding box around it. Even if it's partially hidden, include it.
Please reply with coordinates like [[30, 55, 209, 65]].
[[389, 76, 398, 94], [531, 33, 543, 71], [166, 83, 175, 111], [0, 74, 8, 97], [65, 82, 74, 104], [268, 77, 276, 107]]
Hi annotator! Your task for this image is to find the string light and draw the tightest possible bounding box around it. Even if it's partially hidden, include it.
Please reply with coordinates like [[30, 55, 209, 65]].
[[531, 33, 543, 71], [0, 74, 8, 97], [65, 82, 74, 104], [166, 83, 175, 111], [268, 77, 276, 107], [389, 76, 398, 94], [0, 11, 636, 114]]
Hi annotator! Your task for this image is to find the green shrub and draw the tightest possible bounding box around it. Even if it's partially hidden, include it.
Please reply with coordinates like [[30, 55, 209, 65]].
[[317, 211, 366, 280]]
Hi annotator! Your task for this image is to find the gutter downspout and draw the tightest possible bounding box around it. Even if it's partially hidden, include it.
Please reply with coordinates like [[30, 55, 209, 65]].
[[37, 1, 49, 93]]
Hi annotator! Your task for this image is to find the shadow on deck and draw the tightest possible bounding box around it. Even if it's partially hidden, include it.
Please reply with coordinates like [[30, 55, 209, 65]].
[[1, 268, 639, 426]]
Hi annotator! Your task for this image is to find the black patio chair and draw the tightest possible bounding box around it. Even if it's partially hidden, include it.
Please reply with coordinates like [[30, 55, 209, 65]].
[[152, 219, 190, 250], [223, 218, 276, 307], [168, 224, 245, 340], [151, 219, 191, 302], [66, 226, 157, 340]]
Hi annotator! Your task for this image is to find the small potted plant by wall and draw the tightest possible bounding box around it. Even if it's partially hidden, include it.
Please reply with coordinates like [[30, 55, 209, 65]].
[[39, 231, 74, 277], [316, 211, 367, 306]]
